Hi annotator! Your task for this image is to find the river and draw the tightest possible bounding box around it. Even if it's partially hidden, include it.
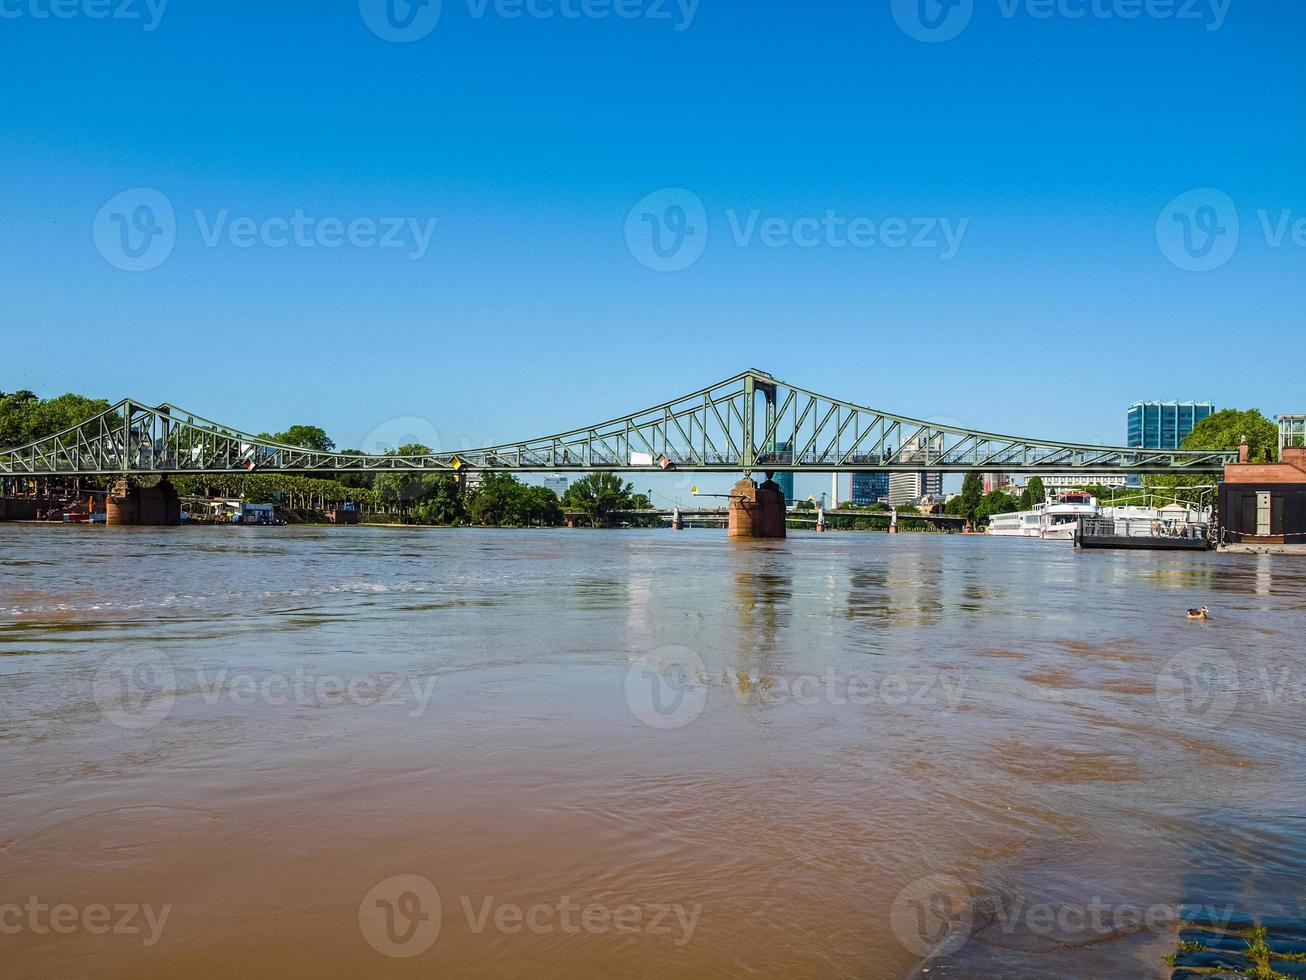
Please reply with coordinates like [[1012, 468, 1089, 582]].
[[1, 525, 1304, 978]]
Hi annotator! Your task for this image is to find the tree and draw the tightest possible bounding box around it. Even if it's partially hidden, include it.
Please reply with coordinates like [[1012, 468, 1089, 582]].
[[977, 489, 1018, 524], [1, 391, 110, 448], [561, 472, 638, 527], [407, 473, 465, 524], [1145, 408, 1277, 504], [373, 443, 438, 519], [335, 449, 374, 489], [1020, 476, 1046, 511], [958, 472, 983, 525], [261, 425, 335, 452], [1186, 409, 1277, 460], [465, 474, 562, 527]]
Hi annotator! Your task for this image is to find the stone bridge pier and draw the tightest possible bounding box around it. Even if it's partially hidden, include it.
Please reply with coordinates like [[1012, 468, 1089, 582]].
[[727, 475, 786, 539], [107, 477, 181, 526]]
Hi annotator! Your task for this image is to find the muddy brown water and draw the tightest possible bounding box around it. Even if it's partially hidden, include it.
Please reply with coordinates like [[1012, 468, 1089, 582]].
[[1, 525, 1304, 978]]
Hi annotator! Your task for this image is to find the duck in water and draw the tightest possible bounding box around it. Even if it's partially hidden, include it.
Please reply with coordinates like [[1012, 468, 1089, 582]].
[[1186, 606, 1211, 620]]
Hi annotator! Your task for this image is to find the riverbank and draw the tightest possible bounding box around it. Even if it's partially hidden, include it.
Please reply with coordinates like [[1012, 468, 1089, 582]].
[[1220, 542, 1306, 555]]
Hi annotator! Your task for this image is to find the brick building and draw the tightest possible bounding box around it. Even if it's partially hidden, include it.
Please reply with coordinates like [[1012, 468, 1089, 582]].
[[1219, 416, 1306, 544]]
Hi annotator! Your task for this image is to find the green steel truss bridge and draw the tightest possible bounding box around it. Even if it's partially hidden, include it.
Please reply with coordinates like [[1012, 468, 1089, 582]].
[[0, 369, 1234, 478]]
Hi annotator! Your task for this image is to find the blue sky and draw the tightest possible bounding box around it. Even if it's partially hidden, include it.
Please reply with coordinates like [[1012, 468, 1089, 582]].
[[3, 1, 1303, 502]]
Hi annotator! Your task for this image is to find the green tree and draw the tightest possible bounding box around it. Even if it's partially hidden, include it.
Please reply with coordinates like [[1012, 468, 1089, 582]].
[[561, 472, 638, 527], [260, 425, 335, 452], [465, 474, 563, 527], [411, 473, 466, 525], [977, 489, 1018, 524], [335, 449, 374, 489], [372, 443, 440, 520], [1145, 408, 1276, 504], [958, 472, 983, 524], [1020, 475, 1046, 510], [0, 391, 111, 447], [1186, 408, 1277, 460]]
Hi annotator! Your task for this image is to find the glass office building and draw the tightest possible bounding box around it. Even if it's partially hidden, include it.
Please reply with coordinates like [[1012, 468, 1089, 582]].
[[773, 469, 795, 505], [1127, 401, 1215, 450], [772, 441, 795, 504], [849, 471, 890, 505]]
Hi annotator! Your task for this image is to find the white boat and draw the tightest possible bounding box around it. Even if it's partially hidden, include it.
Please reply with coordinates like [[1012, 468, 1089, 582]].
[[987, 509, 1043, 537], [988, 492, 1099, 540]]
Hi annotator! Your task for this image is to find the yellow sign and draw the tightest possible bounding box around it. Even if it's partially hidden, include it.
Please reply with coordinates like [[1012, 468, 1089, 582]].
[[449, 456, 463, 471], [690, 486, 698, 495]]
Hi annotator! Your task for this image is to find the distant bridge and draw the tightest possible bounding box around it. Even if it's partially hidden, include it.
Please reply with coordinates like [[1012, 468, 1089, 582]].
[[0, 369, 1235, 478], [569, 507, 967, 529]]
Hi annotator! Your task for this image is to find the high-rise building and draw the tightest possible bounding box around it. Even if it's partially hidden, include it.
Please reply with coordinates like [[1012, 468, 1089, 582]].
[[772, 442, 795, 504], [984, 473, 1012, 494], [849, 471, 889, 505], [888, 471, 943, 505], [1127, 401, 1215, 449], [541, 476, 569, 498]]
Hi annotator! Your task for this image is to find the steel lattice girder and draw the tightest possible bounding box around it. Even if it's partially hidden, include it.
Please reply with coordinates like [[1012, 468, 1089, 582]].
[[0, 369, 1236, 476]]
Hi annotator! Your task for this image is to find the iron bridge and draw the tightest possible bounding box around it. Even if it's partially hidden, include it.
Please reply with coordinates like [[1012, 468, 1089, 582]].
[[0, 369, 1235, 477]]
